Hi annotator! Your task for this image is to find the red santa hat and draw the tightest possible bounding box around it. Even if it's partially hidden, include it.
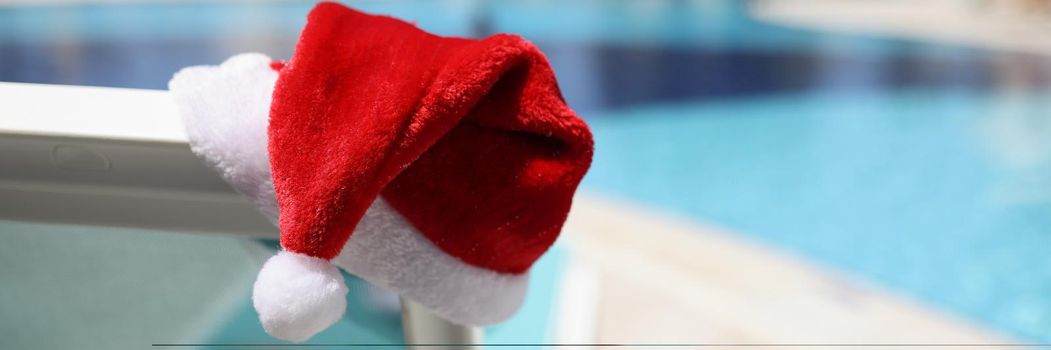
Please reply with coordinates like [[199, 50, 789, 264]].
[[168, 2, 592, 342]]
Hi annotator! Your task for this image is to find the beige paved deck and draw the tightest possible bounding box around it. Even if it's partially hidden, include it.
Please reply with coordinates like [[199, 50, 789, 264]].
[[556, 193, 1014, 347], [752, 0, 1051, 56]]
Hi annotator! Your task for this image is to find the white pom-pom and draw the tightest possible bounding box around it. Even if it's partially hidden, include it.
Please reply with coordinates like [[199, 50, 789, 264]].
[[252, 251, 348, 342]]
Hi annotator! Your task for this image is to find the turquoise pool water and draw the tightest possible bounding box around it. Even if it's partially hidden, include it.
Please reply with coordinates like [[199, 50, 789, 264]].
[[584, 88, 1051, 341], [0, 221, 566, 348]]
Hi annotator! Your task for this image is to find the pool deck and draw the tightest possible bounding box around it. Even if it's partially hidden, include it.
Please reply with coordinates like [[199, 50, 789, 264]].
[[558, 193, 1012, 345]]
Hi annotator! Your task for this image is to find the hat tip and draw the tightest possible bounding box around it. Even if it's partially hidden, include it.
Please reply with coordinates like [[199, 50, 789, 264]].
[[252, 250, 348, 342]]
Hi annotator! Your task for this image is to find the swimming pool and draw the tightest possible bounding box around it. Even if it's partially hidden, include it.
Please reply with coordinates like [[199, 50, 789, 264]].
[[584, 88, 1051, 341]]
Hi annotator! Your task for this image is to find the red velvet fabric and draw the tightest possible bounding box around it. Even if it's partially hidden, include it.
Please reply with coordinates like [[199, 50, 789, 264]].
[[269, 2, 592, 274]]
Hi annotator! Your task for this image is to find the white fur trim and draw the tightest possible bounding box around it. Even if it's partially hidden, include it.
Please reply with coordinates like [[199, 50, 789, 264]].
[[337, 198, 528, 325], [253, 251, 348, 342], [168, 53, 528, 329], [169, 53, 280, 224]]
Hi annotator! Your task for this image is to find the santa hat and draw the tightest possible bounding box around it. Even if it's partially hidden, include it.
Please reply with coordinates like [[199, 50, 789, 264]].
[[168, 2, 592, 342]]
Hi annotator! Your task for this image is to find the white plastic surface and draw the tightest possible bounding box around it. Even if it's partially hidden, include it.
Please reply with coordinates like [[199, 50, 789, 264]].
[[0, 82, 277, 236], [0, 82, 187, 143]]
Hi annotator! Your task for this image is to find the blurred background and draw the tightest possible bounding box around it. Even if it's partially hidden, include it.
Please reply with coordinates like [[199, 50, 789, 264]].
[[2, 0, 1051, 348]]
